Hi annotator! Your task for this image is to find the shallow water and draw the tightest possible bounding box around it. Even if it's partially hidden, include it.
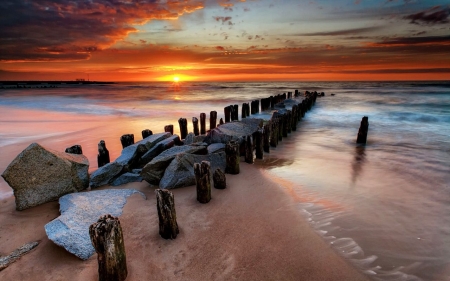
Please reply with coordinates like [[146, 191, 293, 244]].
[[0, 81, 449, 280]]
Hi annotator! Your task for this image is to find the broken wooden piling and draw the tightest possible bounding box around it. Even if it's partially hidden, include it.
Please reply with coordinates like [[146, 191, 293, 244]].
[[200, 113, 206, 135], [178, 118, 188, 139], [213, 168, 226, 189], [210, 111, 217, 130], [164, 125, 174, 135], [120, 134, 134, 149], [97, 140, 110, 168], [65, 145, 82, 154], [194, 161, 212, 204], [254, 128, 264, 159], [155, 189, 179, 239], [192, 117, 199, 136], [89, 215, 127, 281], [142, 129, 153, 139], [356, 116, 369, 144], [245, 135, 254, 164], [225, 141, 240, 174]]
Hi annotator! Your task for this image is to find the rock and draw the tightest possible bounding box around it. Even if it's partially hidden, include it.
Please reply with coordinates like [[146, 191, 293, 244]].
[[159, 152, 226, 189], [0, 241, 39, 271], [1, 143, 89, 211], [89, 162, 124, 188], [115, 132, 172, 170], [139, 135, 181, 165], [131, 168, 142, 174], [203, 118, 263, 145], [44, 189, 146, 260], [141, 145, 207, 185], [184, 133, 206, 145], [207, 143, 225, 154], [110, 172, 143, 186]]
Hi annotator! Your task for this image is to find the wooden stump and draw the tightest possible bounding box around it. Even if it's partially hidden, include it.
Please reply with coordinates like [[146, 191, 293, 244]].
[[224, 106, 231, 123], [120, 134, 134, 149], [164, 125, 174, 135], [241, 103, 247, 119], [194, 161, 211, 204], [210, 111, 217, 130], [65, 145, 82, 154], [245, 135, 254, 164], [263, 123, 271, 153], [178, 118, 188, 140], [254, 129, 264, 159], [291, 105, 298, 131], [155, 189, 179, 239], [200, 113, 206, 135], [270, 118, 279, 147], [225, 141, 240, 174], [89, 215, 127, 281], [213, 168, 226, 189], [219, 118, 224, 125], [232, 104, 239, 121], [142, 129, 153, 139], [356, 116, 369, 144], [192, 117, 200, 136], [97, 140, 110, 168]]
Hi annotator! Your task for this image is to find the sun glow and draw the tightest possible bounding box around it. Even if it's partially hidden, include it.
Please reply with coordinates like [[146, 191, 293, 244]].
[[173, 76, 180, 82]]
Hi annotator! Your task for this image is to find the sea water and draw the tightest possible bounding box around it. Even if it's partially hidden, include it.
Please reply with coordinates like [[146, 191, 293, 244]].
[[0, 81, 449, 280]]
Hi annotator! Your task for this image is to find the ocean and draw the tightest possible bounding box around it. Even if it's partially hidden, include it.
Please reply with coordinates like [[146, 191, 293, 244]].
[[0, 81, 449, 280]]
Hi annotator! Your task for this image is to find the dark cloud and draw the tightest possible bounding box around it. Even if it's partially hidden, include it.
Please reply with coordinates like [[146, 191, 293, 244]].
[[295, 26, 383, 36], [213, 16, 233, 25], [404, 6, 450, 24], [369, 35, 450, 45], [0, 0, 203, 62]]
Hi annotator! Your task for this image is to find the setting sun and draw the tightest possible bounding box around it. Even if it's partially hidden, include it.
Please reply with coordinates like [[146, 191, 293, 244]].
[[173, 76, 180, 82]]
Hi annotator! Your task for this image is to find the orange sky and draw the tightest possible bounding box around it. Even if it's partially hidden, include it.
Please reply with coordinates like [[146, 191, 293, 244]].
[[0, 0, 449, 81]]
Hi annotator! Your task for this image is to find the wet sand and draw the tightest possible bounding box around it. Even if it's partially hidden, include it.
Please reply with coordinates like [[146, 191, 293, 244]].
[[0, 161, 369, 280]]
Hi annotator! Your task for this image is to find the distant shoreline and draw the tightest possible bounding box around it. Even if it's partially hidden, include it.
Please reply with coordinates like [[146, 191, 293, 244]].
[[0, 81, 115, 85]]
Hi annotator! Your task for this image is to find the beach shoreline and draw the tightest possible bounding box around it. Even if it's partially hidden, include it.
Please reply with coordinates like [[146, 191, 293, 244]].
[[0, 159, 369, 280]]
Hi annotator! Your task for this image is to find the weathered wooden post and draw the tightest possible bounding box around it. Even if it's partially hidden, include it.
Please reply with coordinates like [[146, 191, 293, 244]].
[[89, 215, 127, 281], [120, 134, 134, 149], [291, 105, 298, 131], [200, 113, 206, 135], [97, 140, 110, 168], [164, 125, 174, 135], [288, 92, 292, 99], [224, 106, 231, 123], [213, 168, 226, 189], [142, 129, 153, 139], [232, 104, 239, 121], [254, 128, 264, 159], [270, 118, 278, 147], [245, 135, 254, 164], [155, 189, 179, 239], [178, 118, 188, 139], [192, 117, 199, 136], [286, 110, 292, 134], [219, 118, 224, 125], [194, 161, 211, 204], [356, 116, 369, 144], [242, 103, 247, 119], [225, 141, 240, 174], [263, 123, 271, 153], [65, 145, 82, 154], [295, 90, 299, 97], [210, 111, 217, 130]]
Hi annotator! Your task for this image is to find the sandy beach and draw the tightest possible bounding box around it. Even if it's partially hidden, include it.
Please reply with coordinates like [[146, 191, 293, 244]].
[[0, 159, 369, 280]]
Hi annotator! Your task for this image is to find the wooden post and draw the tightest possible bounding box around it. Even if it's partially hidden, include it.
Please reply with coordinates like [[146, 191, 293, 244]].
[[270, 118, 278, 147], [164, 125, 173, 135], [213, 168, 226, 189], [97, 140, 110, 168], [89, 215, 127, 281], [224, 106, 231, 123], [65, 145, 82, 154], [286, 110, 292, 134], [210, 111, 217, 130], [142, 129, 153, 139], [194, 161, 211, 204], [254, 128, 264, 159], [245, 135, 254, 164], [225, 141, 240, 174], [120, 134, 134, 149], [200, 113, 206, 135], [263, 123, 270, 153], [178, 118, 188, 139], [192, 117, 199, 136], [155, 189, 179, 239], [356, 116, 369, 144], [219, 118, 224, 125], [242, 103, 247, 119], [291, 105, 298, 131], [233, 104, 239, 121]]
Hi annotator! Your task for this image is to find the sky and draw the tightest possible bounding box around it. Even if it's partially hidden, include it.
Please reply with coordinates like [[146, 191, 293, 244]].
[[0, 0, 449, 81]]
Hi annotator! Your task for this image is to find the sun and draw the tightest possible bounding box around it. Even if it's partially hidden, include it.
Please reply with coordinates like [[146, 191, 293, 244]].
[[173, 76, 180, 82]]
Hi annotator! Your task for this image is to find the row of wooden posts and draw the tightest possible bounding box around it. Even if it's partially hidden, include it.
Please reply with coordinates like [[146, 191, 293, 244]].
[[86, 90, 321, 281]]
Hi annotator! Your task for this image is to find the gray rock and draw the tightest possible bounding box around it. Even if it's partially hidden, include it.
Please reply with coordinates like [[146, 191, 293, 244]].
[[1, 143, 89, 211], [111, 172, 143, 186], [184, 133, 206, 145], [89, 161, 123, 188], [207, 143, 225, 154], [131, 168, 142, 174], [203, 119, 263, 145], [44, 189, 146, 260], [141, 144, 207, 185], [115, 132, 171, 170], [160, 152, 226, 189], [139, 135, 181, 165]]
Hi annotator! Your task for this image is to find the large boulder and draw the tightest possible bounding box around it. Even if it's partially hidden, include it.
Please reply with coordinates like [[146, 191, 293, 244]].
[[110, 172, 143, 186], [159, 152, 226, 189], [203, 118, 263, 145], [184, 133, 206, 145], [89, 161, 123, 188], [115, 132, 172, 171], [45, 189, 145, 260], [1, 143, 89, 211], [207, 143, 225, 154], [139, 135, 181, 165], [141, 144, 207, 185]]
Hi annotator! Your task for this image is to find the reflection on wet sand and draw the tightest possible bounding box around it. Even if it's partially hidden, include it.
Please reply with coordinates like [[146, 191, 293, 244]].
[[351, 145, 366, 184], [255, 156, 294, 169]]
